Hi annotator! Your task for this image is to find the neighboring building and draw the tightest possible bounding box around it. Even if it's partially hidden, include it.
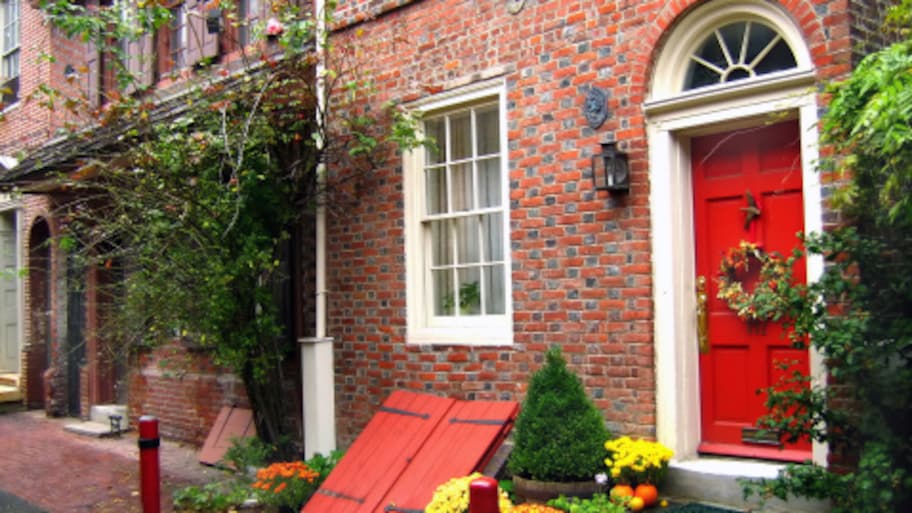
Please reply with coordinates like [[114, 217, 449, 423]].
[[0, 0, 894, 509], [0, 0, 275, 444]]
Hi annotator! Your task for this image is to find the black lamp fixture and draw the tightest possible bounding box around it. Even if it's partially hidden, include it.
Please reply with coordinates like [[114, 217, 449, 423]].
[[64, 64, 79, 81], [206, 8, 223, 34], [592, 141, 630, 193]]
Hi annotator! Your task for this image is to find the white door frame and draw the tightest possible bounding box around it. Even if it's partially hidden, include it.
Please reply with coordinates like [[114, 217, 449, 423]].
[[645, 79, 827, 466]]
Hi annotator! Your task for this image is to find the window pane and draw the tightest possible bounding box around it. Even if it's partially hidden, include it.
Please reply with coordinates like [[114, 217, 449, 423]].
[[430, 220, 451, 266], [425, 118, 446, 164], [478, 157, 501, 208], [696, 33, 726, 72], [433, 269, 454, 316], [482, 213, 503, 262], [476, 106, 500, 156], [456, 216, 480, 265], [457, 267, 481, 315], [753, 39, 797, 75], [170, 6, 185, 69], [745, 23, 775, 62], [719, 22, 745, 63], [685, 60, 722, 89], [450, 112, 471, 160], [425, 166, 447, 215], [484, 264, 505, 314], [451, 162, 473, 212]]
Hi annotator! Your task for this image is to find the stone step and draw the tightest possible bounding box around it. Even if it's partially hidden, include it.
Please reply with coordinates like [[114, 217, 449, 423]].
[[63, 404, 130, 438], [0, 384, 23, 403], [665, 458, 830, 513], [0, 373, 19, 388]]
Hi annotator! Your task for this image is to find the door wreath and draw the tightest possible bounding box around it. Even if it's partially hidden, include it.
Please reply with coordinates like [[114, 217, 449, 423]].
[[716, 240, 793, 322]]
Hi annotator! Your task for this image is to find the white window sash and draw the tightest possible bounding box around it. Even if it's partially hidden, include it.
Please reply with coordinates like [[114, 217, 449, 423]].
[[404, 80, 513, 346]]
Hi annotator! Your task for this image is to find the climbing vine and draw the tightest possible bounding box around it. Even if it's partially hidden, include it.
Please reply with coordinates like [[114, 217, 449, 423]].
[[18, 0, 426, 450], [742, 4, 912, 512]]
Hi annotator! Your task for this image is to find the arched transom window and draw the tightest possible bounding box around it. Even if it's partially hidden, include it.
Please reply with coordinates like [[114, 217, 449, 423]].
[[684, 21, 798, 90]]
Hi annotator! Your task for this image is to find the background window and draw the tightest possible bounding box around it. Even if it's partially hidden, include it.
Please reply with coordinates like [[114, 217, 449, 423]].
[[1, 0, 19, 106]]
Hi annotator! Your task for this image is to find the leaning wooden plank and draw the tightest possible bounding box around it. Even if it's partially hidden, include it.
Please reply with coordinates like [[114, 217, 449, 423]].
[[198, 406, 255, 467], [302, 390, 455, 513]]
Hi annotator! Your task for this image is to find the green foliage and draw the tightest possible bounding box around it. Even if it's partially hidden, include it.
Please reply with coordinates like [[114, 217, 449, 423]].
[[547, 493, 627, 513], [823, 39, 912, 226], [221, 436, 278, 474], [742, 9, 912, 511], [173, 482, 250, 513], [28, 0, 425, 453], [174, 448, 342, 512], [508, 347, 610, 482]]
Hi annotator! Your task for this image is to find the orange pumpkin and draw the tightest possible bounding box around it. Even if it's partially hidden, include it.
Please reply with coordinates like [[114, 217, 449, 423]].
[[609, 484, 635, 500], [634, 483, 659, 507]]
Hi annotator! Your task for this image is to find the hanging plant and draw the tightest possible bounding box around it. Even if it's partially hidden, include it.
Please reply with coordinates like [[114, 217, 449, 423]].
[[716, 240, 795, 322]]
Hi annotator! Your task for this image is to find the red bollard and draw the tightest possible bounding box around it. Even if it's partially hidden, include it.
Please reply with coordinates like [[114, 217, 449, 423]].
[[469, 476, 500, 513], [138, 416, 161, 513]]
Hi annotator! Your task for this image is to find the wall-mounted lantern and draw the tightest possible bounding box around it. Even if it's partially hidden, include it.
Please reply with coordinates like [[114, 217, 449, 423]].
[[64, 64, 79, 82], [206, 8, 223, 34], [592, 142, 629, 193]]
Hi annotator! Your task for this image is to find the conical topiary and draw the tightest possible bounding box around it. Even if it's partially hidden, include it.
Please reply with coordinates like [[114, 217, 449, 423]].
[[508, 347, 610, 482]]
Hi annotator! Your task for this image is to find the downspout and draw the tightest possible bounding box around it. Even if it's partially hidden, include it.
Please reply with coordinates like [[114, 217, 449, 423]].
[[298, 0, 336, 459]]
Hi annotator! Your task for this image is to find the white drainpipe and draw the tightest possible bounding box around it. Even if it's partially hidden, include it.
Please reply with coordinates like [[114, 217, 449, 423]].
[[298, 0, 336, 459]]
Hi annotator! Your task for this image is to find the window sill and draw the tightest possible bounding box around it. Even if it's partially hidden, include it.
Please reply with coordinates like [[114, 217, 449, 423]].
[[407, 325, 513, 346]]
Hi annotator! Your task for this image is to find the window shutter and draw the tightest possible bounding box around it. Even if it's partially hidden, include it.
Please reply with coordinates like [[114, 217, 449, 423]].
[[186, 0, 218, 66]]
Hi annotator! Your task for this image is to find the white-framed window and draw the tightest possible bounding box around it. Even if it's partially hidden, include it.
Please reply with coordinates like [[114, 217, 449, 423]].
[[404, 81, 513, 346], [684, 20, 798, 90], [168, 4, 187, 71], [1, 0, 19, 106], [238, 0, 261, 48]]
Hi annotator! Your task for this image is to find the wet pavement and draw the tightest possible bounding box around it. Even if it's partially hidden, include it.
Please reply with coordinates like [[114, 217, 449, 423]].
[[0, 408, 227, 513]]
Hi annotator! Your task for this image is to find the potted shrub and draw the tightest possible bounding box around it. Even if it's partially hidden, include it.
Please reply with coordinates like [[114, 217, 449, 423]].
[[508, 347, 611, 502]]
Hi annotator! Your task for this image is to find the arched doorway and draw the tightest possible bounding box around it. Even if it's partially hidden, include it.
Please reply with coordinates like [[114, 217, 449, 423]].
[[645, 0, 826, 466], [26, 217, 52, 409]]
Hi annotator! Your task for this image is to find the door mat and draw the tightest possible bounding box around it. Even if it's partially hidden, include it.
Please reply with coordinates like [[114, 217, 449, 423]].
[[663, 503, 744, 513]]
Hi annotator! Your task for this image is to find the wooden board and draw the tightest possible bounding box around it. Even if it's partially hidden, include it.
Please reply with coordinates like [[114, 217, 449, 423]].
[[302, 391, 519, 513], [380, 399, 518, 513], [198, 406, 256, 466]]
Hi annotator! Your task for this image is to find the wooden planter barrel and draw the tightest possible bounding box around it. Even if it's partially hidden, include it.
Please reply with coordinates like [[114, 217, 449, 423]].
[[512, 475, 603, 503]]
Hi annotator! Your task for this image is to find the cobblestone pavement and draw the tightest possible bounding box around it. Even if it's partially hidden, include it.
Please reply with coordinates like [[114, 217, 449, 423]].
[[0, 409, 228, 513]]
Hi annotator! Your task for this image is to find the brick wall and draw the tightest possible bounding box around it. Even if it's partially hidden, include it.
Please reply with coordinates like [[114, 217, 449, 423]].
[[0, 2, 98, 157], [322, 0, 858, 448], [127, 341, 304, 446], [127, 342, 251, 445]]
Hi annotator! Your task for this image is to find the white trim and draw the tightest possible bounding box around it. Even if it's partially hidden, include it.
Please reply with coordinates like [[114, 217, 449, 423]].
[[650, 0, 813, 101], [648, 0, 826, 467], [403, 80, 514, 346]]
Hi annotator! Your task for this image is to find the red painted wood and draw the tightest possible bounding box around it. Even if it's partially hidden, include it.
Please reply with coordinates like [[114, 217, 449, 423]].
[[198, 406, 255, 467], [380, 400, 518, 512], [303, 391, 455, 513], [692, 120, 811, 460], [303, 391, 518, 513]]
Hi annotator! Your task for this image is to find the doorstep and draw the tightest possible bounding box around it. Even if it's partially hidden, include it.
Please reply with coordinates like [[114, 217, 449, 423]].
[[63, 404, 130, 438], [0, 383, 22, 403], [664, 457, 831, 513]]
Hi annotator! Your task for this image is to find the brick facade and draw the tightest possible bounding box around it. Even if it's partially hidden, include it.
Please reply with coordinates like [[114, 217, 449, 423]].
[[1, 0, 896, 462], [127, 342, 250, 445], [320, 0, 884, 449]]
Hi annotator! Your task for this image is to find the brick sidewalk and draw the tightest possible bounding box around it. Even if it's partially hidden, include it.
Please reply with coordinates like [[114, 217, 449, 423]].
[[0, 410, 227, 513]]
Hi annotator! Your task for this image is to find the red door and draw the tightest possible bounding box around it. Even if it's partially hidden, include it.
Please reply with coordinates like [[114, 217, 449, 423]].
[[692, 120, 811, 461]]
